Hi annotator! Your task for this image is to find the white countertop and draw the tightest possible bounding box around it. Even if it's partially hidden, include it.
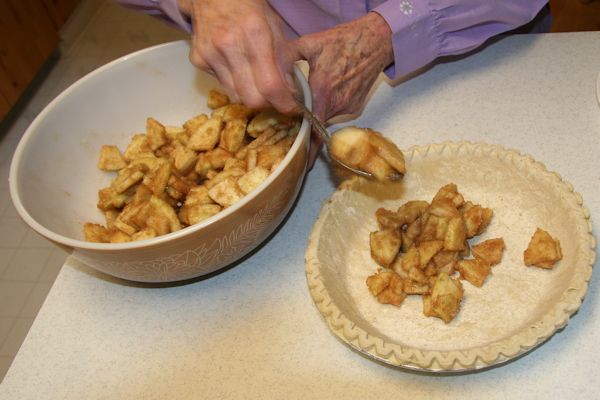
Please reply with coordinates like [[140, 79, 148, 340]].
[[2, 32, 600, 399]]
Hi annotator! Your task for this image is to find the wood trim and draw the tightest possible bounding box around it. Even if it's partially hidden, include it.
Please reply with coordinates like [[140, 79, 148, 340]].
[[42, 0, 82, 30], [0, 0, 79, 120], [550, 0, 600, 32], [0, 89, 10, 120]]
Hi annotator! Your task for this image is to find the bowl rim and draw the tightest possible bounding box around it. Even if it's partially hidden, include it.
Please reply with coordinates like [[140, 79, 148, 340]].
[[9, 40, 312, 251]]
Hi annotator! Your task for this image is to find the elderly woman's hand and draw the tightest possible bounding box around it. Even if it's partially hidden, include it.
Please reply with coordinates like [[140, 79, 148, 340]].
[[291, 12, 394, 163], [177, 0, 298, 114], [176, 2, 394, 166]]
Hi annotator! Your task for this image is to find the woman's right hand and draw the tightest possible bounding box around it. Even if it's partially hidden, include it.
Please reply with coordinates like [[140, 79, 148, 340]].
[[177, 0, 298, 114]]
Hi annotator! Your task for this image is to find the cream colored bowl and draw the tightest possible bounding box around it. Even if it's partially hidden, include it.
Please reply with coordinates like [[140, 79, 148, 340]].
[[9, 41, 311, 283]]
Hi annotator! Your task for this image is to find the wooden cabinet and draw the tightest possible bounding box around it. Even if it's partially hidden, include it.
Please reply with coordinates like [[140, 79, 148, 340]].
[[0, 0, 79, 120], [550, 0, 600, 32], [43, 0, 83, 28]]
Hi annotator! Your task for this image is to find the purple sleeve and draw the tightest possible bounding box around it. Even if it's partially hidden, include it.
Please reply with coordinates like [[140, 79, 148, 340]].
[[115, 0, 548, 80], [115, 0, 191, 33], [371, 0, 548, 79]]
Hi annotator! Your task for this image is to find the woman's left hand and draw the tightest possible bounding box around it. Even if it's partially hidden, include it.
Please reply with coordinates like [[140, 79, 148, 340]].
[[291, 12, 394, 164]]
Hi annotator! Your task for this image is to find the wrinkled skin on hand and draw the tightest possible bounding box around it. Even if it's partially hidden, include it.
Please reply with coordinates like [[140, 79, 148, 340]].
[[178, 1, 393, 167], [177, 0, 298, 114], [291, 12, 393, 164], [292, 12, 394, 122]]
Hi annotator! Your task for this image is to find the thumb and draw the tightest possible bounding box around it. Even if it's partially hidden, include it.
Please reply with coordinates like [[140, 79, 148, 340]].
[[289, 35, 317, 63], [276, 46, 299, 94], [288, 37, 303, 61], [290, 37, 328, 120], [309, 72, 329, 122]]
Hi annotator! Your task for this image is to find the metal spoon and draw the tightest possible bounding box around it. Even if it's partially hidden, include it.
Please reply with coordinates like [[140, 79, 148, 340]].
[[295, 100, 402, 181]]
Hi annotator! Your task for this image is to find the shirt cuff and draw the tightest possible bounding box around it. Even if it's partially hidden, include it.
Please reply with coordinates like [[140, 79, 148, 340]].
[[157, 0, 192, 33], [372, 0, 438, 80]]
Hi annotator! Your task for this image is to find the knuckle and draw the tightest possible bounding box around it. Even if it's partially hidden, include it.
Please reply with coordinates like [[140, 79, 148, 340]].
[[278, 101, 297, 115], [239, 92, 267, 110], [212, 30, 237, 50], [257, 72, 282, 97], [189, 51, 206, 69], [189, 43, 213, 71]]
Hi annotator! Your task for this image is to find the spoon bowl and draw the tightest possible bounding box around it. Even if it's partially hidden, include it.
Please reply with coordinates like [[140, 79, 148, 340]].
[[295, 101, 402, 181]]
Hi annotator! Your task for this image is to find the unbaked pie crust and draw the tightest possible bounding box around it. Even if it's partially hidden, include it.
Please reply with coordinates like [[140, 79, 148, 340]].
[[305, 142, 595, 371]]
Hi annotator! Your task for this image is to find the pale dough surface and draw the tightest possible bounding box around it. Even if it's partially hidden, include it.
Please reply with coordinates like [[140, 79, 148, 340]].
[[312, 143, 590, 357]]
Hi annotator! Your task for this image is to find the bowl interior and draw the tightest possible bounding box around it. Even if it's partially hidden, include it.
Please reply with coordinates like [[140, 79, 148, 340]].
[[10, 41, 309, 247]]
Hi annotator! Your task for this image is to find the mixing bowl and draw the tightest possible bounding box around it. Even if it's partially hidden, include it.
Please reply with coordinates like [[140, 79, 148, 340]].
[[9, 41, 311, 283]]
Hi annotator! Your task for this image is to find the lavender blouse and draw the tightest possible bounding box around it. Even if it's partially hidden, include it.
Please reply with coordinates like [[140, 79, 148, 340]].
[[117, 0, 548, 78]]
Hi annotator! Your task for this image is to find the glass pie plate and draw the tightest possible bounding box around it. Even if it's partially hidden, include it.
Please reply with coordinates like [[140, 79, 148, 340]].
[[305, 141, 595, 372]]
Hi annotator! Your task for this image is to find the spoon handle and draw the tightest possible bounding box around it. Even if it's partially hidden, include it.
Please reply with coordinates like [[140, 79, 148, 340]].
[[294, 100, 331, 145]]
